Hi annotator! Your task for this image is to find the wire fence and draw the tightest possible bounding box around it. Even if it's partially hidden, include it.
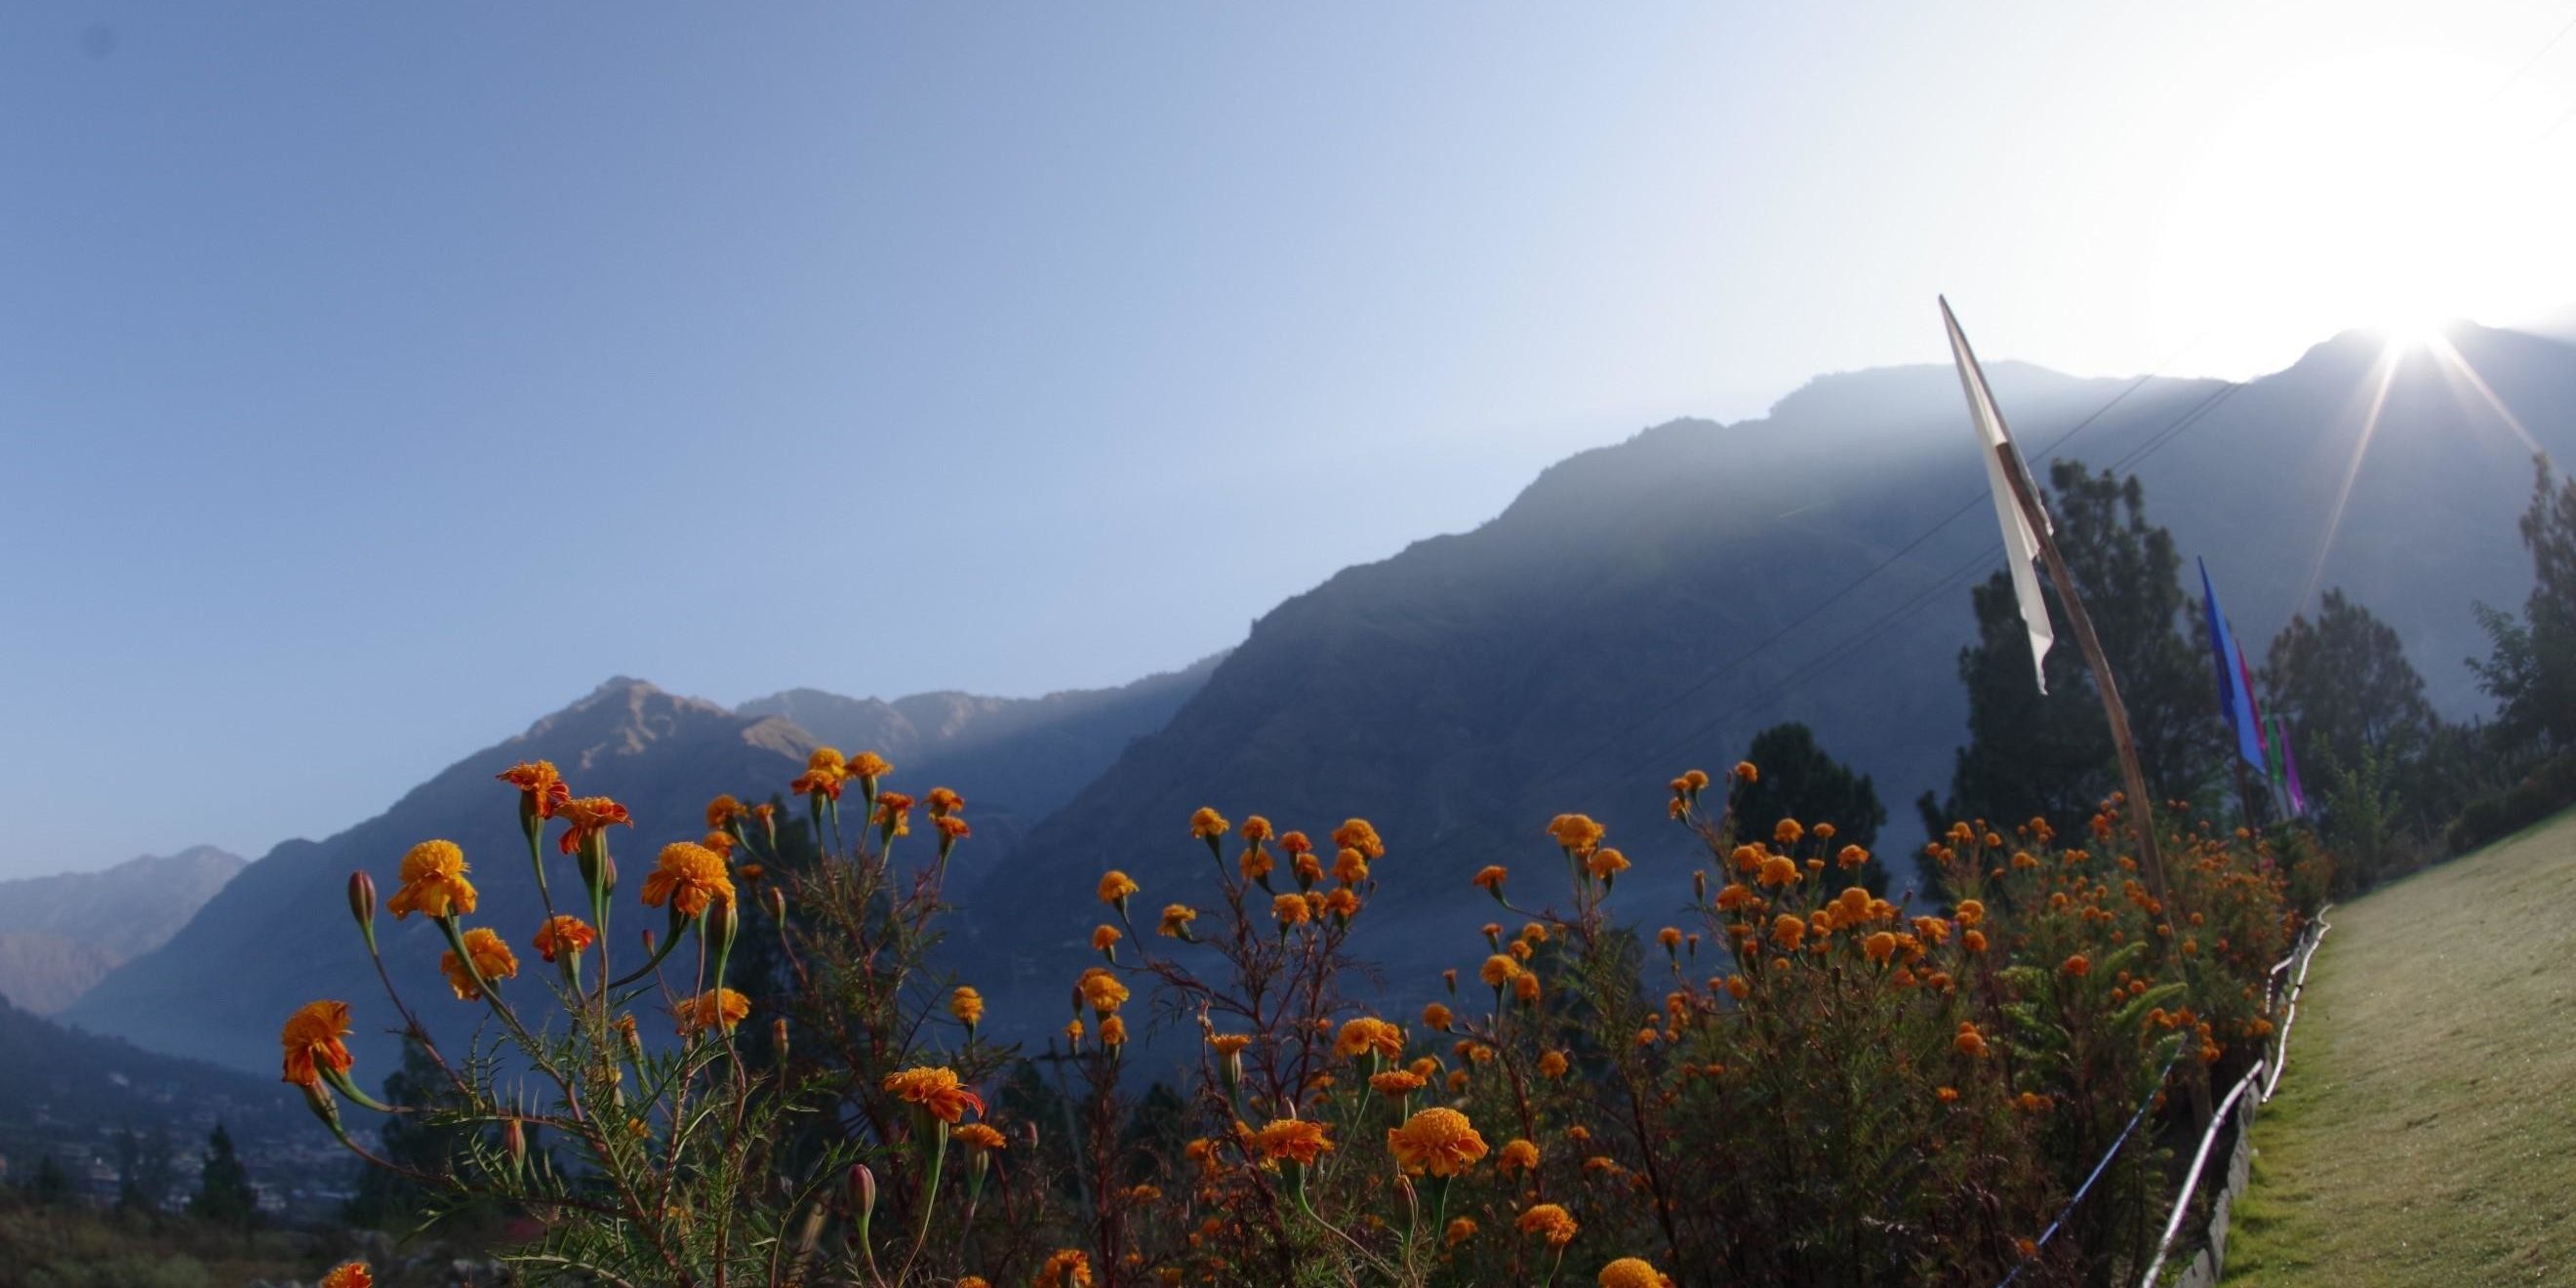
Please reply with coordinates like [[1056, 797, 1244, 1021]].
[[1976, 906, 2333, 1288]]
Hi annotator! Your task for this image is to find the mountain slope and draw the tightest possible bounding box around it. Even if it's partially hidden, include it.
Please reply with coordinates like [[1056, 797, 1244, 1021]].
[[66, 680, 820, 1075], [0, 847, 245, 1013], [738, 654, 1223, 837], [952, 325, 2576, 1029]]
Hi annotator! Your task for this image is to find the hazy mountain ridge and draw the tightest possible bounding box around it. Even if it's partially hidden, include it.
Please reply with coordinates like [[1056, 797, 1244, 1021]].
[[66, 324, 2576, 1072], [64, 665, 1223, 1075], [66, 680, 824, 1074], [0, 846, 244, 1013], [950, 325, 2576, 1033], [738, 654, 1225, 831]]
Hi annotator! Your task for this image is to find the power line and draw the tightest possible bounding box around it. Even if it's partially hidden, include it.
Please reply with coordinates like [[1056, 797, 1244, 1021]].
[[1540, 371, 2241, 807]]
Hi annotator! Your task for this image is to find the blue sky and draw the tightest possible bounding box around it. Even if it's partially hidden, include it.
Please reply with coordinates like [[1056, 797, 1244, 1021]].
[[7, 2, 2575, 875]]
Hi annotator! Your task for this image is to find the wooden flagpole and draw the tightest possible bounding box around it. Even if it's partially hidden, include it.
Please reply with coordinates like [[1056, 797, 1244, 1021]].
[[1987, 438, 2177, 904]]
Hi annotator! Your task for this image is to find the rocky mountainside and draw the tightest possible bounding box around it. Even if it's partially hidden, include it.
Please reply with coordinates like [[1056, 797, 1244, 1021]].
[[0, 846, 244, 1013], [948, 325, 2576, 1035], [739, 654, 1223, 836]]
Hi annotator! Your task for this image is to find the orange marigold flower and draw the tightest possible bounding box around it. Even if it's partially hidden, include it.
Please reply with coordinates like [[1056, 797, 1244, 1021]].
[[1733, 760, 1759, 783], [1369, 1069, 1428, 1098], [1333, 848, 1370, 886], [1098, 870, 1139, 906], [674, 987, 751, 1036], [1280, 830, 1313, 856], [1333, 818, 1385, 861], [926, 786, 964, 817], [1239, 815, 1271, 842], [1158, 904, 1198, 938], [1538, 1049, 1570, 1078], [1498, 1137, 1541, 1175], [1249, 1117, 1333, 1167], [1517, 1202, 1580, 1246], [319, 1264, 373, 1288], [554, 796, 633, 855], [1657, 926, 1683, 951], [954, 1122, 1008, 1151], [1587, 847, 1630, 880], [1954, 899, 1986, 927], [848, 751, 892, 780], [388, 839, 477, 921], [1681, 769, 1711, 791], [1035, 1249, 1094, 1288], [1387, 1107, 1488, 1178], [1598, 1258, 1668, 1288], [1335, 1017, 1404, 1061], [1954, 1023, 1991, 1059], [883, 1066, 986, 1124], [1273, 892, 1312, 928], [1756, 854, 1801, 888], [1547, 814, 1605, 853], [949, 986, 985, 1027], [1322, 888, 1361, 920], [1937, 1085, 1960, 1103], [1480, 954, 1518, 988], [641, 842, 736, 919], [1189, 808, 1230, 840], [279, 1000, 354, 1087], [1774, 818, 1805, 845], [1863, 931, 1898, 964], [1239, 845, 1275, 883], [533, 914, 596, 963], [1837, 843, 1870, 868], [1771, 913, 1806, 950], [497, 762, 570, 819], [1208, 1033, 1252, 1057], [1292, 850, 1324, 887], [872, 791, 913, 835], [1963, 929, 1990, 953], [705, 793, 746, 829], [700, 829, 738, 859], [788, 767, 844, 799], [934, 814, 971, 843], [806, 747, 848, 778], [1092, 924, 1121, 953], [1445, 1216, 1478, 1246], [2062, 953, 2091, 977], [1100, 1015, 1128, 1048], [1078, 968, 1129, 1016], [439, 927, 518, 1001]]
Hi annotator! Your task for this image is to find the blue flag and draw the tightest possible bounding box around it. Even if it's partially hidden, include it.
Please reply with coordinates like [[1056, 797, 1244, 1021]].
[[2199, 559, 2266, 771]]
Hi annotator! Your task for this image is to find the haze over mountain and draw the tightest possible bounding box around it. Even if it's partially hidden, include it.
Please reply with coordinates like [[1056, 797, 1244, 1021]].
[[66, 665, 1222, 1075], [948, 322, 2576, 1030], [0, 847, 244, 1014], [737, 655, 1224, 832], [65, 322, 2574, 1071]]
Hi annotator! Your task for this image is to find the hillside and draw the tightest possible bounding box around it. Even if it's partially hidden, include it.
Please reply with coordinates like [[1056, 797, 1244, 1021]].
[[0, 847, 245, 1014], [738, 654, 1223, 840], [65, 680, 822, 1075], [0, 995, 315, 1211], [2224, 810, 2576, 1284], [65, 666, 1222, 1077], [950, 325, 2576, 1033]]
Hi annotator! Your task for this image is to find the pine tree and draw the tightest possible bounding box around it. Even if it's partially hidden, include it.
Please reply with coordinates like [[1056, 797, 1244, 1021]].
[[344, 1042, 469, 1229], [2263, 587, 2438, 778], [1733, 723, 1890, 891], [187, 1123, 259, 1228], [1922, 462, 2223, 838], [2473, 456, 2576, 760]]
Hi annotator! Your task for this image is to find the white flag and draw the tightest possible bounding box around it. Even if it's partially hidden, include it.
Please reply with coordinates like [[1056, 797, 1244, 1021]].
[[1940, 297, 2055, 694]]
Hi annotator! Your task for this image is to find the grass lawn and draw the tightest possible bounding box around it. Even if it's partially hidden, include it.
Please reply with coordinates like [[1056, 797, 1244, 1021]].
[[2223, 809, 2576, 1286]]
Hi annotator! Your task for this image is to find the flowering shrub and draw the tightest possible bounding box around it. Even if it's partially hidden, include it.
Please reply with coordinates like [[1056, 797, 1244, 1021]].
[[289, 751, 2319, 1286]]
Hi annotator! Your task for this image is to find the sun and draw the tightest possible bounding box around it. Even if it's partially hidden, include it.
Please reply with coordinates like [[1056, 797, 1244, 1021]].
[[2150, 48, 2576, 377]]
